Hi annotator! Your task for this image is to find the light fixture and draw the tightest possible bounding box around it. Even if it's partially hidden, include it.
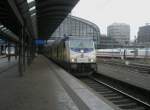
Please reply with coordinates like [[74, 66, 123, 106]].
[[3, 29, 9, 32], [80, 50, 84, 53], [0, 25, 4, 29], [90, 59, 94, 62], [71, 58, 75, 62], [29, 6, 36, 11], [31, 13, 36, 17], [27, 0, 34, 3], [1, 27, 7, 31]]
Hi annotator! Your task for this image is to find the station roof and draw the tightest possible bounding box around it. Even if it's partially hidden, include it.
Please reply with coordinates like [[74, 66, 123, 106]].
[[0, 0, 35, 41], [0, 0, 21, 41], [36, 0, 79, 39], [0, 0, 79, 41]]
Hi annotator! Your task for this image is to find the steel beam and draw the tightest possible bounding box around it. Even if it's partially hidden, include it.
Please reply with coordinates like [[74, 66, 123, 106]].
[[8, 0, 24, 25]]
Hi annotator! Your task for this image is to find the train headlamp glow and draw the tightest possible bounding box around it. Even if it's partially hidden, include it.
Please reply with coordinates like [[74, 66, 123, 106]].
[[80, 50, 84, 53], [71, 58, 75, 62], [90, 59, 94, 62]]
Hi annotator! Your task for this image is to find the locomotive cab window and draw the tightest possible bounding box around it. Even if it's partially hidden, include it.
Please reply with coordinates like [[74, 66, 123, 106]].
[[69, 39, 94, 49]]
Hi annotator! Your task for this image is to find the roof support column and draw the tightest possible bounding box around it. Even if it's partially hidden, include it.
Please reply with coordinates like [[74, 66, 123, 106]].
[[29, 37, 33, 66], [0, 45, 3, 55], [7, 42, 11, 62], [27, 36, 30, 66], [15, 43, 18, 60], [31, 40, 35, 60], [26, 35, 35, 66], [18, 26, 25, 77], [22, 29, 27, 72]]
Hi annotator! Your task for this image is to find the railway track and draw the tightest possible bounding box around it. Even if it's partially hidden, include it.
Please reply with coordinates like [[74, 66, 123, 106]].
[[100, 60, 150, 74], [79, 75, 150, 110]]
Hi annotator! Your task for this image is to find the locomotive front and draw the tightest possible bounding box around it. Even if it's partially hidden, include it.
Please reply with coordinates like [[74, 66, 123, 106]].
[[68, 37, 97, 75]]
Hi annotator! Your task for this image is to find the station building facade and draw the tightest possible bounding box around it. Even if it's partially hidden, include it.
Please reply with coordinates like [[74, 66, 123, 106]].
[[50, 15, 100, 48]]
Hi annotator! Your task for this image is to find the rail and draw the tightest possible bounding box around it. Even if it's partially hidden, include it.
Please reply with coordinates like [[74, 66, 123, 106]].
[[79, 74, 150, 110], [99, 60, 150, 74]]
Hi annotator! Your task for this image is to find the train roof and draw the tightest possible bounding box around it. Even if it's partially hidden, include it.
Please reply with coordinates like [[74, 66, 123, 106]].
[[45, 36, 94, 47], [68, 36, 93, 40], [53, 36, 93, 43]]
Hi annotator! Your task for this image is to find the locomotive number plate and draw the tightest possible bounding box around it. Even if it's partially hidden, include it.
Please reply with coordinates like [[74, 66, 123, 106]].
[[77, 58, 88, 63]]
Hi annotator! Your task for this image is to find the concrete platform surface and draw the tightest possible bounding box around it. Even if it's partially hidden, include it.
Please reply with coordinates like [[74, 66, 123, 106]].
[[0, 55, 78, 110], [49, 58, 117, 110], [0, 55, 116, 110], [0, 57, 17, 74], [98, 62, 150, 91], [0, 55, 6, 59]]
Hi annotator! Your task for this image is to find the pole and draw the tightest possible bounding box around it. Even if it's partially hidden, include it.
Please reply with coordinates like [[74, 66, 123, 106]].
[[22, 32, 25, 72], [15, 43, 18, 60], [8, 42, 11, 62], [18, 26, 24, 77]]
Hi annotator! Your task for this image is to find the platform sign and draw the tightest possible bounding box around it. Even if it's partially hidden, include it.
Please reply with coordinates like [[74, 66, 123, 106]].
[[34, 38, 46, 45]]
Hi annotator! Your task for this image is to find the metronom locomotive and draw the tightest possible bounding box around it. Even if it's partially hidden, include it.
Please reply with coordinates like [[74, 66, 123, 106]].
[[45, 36, 97, 76]]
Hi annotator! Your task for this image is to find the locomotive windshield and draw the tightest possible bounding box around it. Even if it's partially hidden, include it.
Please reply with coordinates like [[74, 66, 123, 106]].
[[69, 39, 94, 49]]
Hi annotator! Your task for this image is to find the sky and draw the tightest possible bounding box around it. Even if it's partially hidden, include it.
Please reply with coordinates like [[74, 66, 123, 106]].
[[72, 0, 150, 41]]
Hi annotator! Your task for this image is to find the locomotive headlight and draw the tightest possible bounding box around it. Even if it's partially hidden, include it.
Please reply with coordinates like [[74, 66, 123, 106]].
[[90, 59, 94, 62], [71, 58, 75, 62], [80, 50, 84, 53]]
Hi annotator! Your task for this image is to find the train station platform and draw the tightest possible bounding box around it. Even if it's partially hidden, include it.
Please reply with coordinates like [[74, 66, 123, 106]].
[[0, 55, 6, 59], [0, 56, 17, 74], [97, 62, 150, 91], [0, 55, 116, 110]]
